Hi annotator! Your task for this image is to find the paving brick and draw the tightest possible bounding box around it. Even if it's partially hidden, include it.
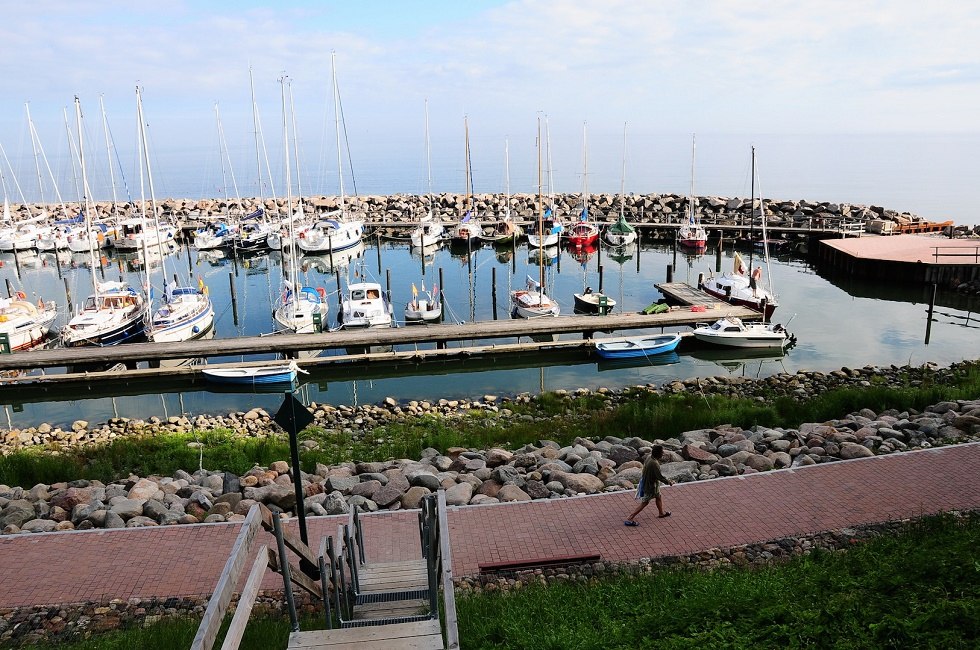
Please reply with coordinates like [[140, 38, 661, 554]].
[[0, 443, 978, 607]]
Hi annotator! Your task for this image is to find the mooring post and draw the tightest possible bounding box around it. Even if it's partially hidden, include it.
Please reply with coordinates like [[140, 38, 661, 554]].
[[335, 270, 343, 311], [229, 272, 238, 326], [672, 233, 678, 268], [598, 264, 604, 293], [376, 232, 383, 275], [63, 277, 73, 314], [385, 268, 392, 307], [698, 272, 704, 289], [327, 233, 334, 271], [925, 282, 937, 344], [716, 239, 722, 273], [4, 279, 12, 298], [666, 264, 673, 283], [491, 266, 498, 320], [636, 227, 641, 273], [596, 234, 602, 270]]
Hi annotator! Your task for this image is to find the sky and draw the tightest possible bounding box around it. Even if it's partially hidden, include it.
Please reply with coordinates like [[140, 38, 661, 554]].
[[1, 0, 978, 219]]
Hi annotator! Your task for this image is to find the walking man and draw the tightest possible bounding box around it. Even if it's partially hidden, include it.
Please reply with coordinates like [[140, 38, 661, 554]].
[[624, 445, 673, 526]]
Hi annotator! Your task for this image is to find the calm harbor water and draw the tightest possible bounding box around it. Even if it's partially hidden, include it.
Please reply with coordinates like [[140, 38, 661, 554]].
[[1, 235, 977, 430]]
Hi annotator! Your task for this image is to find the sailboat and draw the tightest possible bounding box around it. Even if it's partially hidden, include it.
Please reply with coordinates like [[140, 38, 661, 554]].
[[604, 123, 637, 247], [62, 96, 148, 347], [271, 75, 329, 335], [482, 140, 523, 245], [448, 116, 482, 247], [134, 87, 215, 343], [526, 118, 563, 248], [296, 53, 365, 255], [511, 118, 560, 319], [409, 100, 446, 250], [677, 134, 707, 251], [566, 123, 599, 248], [699, 147, 779, 320]]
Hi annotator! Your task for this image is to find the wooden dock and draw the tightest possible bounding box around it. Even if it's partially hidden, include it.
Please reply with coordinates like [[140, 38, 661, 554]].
[[816, 234, 980, 284], [0, 308, 760, 375], [653, 281, 732, 309]]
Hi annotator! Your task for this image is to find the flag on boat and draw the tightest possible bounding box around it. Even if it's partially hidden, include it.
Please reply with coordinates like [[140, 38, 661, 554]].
[[544, 207, 553, 218], [411, 283, 418, 297], [580, 208, 589, 221], [462, 211, 471, 222], [198, 276, 205, 291]]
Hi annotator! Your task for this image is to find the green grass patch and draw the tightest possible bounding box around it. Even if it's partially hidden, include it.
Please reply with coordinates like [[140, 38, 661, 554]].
[[456, 513, 980, 649], [43, 513, 980, 649], [3, 362, 979, 488]]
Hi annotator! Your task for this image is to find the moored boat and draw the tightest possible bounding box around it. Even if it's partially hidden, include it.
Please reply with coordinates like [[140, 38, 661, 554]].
[[692, 316, 790, 349], [202, 362, 304, 386], [594, 332, 682, 359]]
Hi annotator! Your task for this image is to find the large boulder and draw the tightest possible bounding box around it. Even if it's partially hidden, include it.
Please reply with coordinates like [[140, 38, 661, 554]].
[[0, 500, 36, 528], [839, 442, 875, 459], [496, 485, 532, 502], [444, 482, 474, 506], [549, 471, 604, 494]]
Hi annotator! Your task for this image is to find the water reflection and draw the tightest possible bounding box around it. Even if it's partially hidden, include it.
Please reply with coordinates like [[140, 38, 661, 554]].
[[0, 236, 977, 428]]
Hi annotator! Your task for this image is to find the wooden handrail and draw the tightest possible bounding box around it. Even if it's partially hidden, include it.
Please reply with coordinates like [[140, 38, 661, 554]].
[[190, 504, 262, 650]]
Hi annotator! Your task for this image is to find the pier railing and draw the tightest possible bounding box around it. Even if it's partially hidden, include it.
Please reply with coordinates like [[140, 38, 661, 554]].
[[932, 245, 980, 263]]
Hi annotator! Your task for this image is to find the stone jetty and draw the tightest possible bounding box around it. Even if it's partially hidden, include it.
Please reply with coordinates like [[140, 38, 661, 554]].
[[6, 192, 979, 237], [2, 361, 978, 535]]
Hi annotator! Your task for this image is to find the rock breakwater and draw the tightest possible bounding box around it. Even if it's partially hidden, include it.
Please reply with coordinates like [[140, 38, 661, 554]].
[[6, 193, 979, 236], [2, 362, 978, 535]]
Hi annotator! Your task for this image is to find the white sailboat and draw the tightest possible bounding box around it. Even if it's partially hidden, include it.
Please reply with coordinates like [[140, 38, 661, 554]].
[[272, 75, 329, 335], [700, 147, 779, 320], [448, 116, 482, 247], [482, 140, 523, 244], [135, 87, 215, 343], [511, 118, 560, 319], [404, 279, 441, 323], [296, 52, 364, 255], [62, 96, 149, 347], [604, 123, 637, 247]]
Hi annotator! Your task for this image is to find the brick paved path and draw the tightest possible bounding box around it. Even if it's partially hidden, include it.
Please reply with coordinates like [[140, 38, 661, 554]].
[[1, 443, 977, 608]]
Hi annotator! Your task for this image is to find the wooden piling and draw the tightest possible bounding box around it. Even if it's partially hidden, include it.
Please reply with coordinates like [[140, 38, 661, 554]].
[[598, 265, 604, 293], [716, 239, 722, 273], [4, 279, 12, 298], [491, 266, 498, 320], [666, 264, 673, 283], [335, 271, 343, 311], [63, 277, 73, 314], [925, 283, 937, 344], [229, 272, 239, 326]]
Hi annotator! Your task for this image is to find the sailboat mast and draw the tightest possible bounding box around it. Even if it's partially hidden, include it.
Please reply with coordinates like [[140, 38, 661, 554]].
[[99, 96, 121, 218], [280, 75, 298, 289], [136, 87, 168, 273], [464, 115, 471, 215], [582, 122, 589, 220], [689, 134, 696, 224], [756, 147, 774, 295], [749, 145, 756, 270], [25, 104, 45, 208], [504, 139, 511, 218], [249, 66, 264, 207], [332, 51, 345, 214], [537, 118, 544, 293], [73, 96, 98, 302], [620, 122, 627, 220], [424, 99, 433, 218]]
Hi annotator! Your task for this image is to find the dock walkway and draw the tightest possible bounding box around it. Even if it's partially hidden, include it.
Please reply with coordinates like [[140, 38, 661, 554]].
[[1, 442, 977, 612]]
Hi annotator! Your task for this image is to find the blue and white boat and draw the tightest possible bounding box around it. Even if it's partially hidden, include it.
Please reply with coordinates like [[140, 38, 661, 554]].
[[202, 362, 304, 386], [593, 333, 682, 359]]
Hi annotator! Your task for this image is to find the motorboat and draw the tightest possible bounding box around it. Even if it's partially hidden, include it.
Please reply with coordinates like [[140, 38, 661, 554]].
[[692, 316, 789, 349], [594, 333, 682, 359], [0, 294, 58, 351], [573, 287, 616, 314], [341, 281, 393, 328], [61, 280, 148, 347]]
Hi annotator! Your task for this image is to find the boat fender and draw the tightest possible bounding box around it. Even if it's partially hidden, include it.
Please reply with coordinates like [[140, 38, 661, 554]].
[[15, 291, 26, 300], [316, 287, 327, 299], [192, 325, 200, 334]]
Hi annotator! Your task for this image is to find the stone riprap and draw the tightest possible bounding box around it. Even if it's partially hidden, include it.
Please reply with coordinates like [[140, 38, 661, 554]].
[[5, 193, 979, 237], [1, 362, 978, 535]]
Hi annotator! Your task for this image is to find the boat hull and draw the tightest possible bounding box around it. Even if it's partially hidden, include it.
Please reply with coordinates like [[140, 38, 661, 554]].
[[594, 333, 682, 359]]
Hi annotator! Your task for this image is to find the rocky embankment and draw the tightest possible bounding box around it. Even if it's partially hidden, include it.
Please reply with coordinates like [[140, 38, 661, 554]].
[[7, 192, 980, 237], [1, 362, 978, 535]]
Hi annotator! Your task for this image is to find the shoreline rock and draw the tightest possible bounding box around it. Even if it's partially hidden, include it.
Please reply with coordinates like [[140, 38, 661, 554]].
[[2, 361, 978, 534]]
